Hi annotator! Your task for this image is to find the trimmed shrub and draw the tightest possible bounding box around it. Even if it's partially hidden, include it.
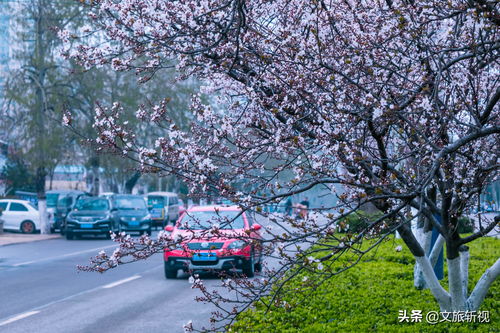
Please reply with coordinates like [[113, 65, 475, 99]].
[[457, 216, 475, 234], [231, 237, 499, 332], [337, 210, 385, 234]]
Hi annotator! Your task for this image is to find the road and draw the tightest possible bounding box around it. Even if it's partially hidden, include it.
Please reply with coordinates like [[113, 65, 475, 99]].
[[0, 232, 247, 333]]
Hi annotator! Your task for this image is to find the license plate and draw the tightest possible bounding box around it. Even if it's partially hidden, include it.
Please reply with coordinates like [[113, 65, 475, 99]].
[[129, 221, 139, 226], [192, 253, 217, 261], [151, 208, 163, 219], [81, 224, 93, 228]]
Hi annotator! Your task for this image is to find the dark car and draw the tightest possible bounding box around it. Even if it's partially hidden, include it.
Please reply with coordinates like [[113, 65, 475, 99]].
[[65, 197, 115, 240], [47, 190, 90, 233], [113, 195, 152, 236]]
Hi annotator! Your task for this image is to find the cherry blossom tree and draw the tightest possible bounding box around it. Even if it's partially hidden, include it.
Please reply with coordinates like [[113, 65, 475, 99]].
[[63, 0, 499, 330]]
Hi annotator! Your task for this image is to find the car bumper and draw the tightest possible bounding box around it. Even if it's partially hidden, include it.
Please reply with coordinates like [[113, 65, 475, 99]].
[[66, 222, 112, 233], [151, 219, 166, 226], [120, 222, 151, 231], [165, 255, 249, 271], [67, 227, 111, 234]]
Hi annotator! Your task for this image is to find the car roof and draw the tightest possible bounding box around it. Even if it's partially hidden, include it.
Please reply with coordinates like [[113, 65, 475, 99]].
[[46, 190, 86, 194], [80, 197, 108, 201], [147, 191, 178, 197], [187, 205, 242, 212], [0, 199, 32, 204], [113, 194, 144, 198]]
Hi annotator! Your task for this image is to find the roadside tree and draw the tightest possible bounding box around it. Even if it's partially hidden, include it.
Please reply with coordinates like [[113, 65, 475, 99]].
[[2, 0, 87, 233], [64, 0, 499, 330]]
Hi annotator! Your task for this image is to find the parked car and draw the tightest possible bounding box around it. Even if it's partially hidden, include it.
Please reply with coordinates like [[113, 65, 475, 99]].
[[113, 194, 152, 235], [163, 205, 263, 279], [47, 190, 91, 233], [178, 199, 186, 216], [146, 192, 180, 228], [0, 199, 40, 233], [65, 197, 116, 239], [99, 192, 115, 200]]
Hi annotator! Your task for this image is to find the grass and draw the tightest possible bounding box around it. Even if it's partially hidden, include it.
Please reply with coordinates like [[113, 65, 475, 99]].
[[230, 235, 499, 332]]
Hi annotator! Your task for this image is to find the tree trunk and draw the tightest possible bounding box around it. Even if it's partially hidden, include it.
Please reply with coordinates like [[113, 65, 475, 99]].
[[448, 256, 466, 311], [36, 166, 50, 234], [413, 188, 437, 289], [88, 154, 100, 196], [467, 258, 500, 311], [125, 172, 141, 194]]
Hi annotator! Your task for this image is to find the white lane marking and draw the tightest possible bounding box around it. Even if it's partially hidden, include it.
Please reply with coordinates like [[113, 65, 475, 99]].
[[12, 244, 118, 267], [102, 275, 141, 289], [0, 264, 163, 326], [0, 311, 40, 327]]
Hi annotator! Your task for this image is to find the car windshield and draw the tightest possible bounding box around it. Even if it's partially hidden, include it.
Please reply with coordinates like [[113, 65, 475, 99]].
[[179, 210, 245, 230], [114, 197, 147, 210], [57, 196, 73, 209], [75, 198, 109, 211], [147, 196, 164, 209], [46, 193, 59, 208]]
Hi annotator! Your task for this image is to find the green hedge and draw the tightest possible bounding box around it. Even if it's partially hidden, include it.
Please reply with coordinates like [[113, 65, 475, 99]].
[[338, 212, 475, 234], [457, 217, 474, 234], [230, 236, 499, 332], [337, 210, 385, 233]]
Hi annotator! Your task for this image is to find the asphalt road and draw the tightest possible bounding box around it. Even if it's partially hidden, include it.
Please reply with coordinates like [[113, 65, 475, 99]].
[[0, 232, 252, 333]]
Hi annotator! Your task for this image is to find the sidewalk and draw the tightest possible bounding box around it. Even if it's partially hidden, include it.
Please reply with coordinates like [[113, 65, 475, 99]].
[[0, 232, 61, 246]]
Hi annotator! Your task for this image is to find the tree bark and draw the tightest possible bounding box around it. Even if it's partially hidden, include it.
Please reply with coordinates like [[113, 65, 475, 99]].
[[125, 172, 141, 194], [459, 246, 469, 301], [429, 234, 445, 267], [415, 256, 451, 311], [448, 257, 466, 311], [467, 258, 500, 311]]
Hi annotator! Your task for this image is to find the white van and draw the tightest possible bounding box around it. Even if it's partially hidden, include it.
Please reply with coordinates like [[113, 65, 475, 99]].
[[146, 192, 180, 227]]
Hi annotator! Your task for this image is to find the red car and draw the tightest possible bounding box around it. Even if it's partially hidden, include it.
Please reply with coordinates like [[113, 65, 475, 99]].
[[163, 205, 263, 278]]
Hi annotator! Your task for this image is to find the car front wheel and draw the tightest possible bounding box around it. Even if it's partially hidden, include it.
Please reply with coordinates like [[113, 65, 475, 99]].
[[164, 262, 177, 279], [242, 252, 255, 278]]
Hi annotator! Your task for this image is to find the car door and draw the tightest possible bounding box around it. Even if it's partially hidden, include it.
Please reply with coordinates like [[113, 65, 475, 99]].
[[8, 202, 31, 230]]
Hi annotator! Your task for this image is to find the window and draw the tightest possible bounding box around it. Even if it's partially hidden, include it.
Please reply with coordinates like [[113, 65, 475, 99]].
[[47, 193, 60, 208], [9, 202, 28, 212], [0, 202, 7, 211], [75, 198, 109, 211], [57, 196, 73, 209], [147, 196, 164, 208], [179, 210, 245, 230], [247, 213, 255, 226], [114, 197, 147, 210]]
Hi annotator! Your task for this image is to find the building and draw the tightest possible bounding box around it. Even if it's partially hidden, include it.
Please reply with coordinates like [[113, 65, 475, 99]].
[[0, 1, 14, 97], [46, 165, 86, 191]]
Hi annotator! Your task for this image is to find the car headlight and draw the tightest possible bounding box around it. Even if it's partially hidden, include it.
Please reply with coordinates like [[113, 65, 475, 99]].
[[142, 214, 151, 221], [228, 240, 247, 249]]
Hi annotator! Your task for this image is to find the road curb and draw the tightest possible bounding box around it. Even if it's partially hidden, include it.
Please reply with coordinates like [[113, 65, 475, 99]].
[[0, 234, 62, 247]]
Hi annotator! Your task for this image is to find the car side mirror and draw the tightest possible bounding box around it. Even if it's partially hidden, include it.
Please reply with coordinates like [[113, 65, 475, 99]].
[[164, 225, 174, 232], [252, 223, 262, 231]]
